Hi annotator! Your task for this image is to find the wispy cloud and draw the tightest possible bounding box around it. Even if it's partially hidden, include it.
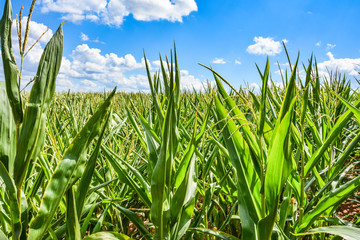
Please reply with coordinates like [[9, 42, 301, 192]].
[[80, 32, 104, 44], [326, 43, 336, 50], [80, 32, 89, 41], [235, 59, 242, 65]]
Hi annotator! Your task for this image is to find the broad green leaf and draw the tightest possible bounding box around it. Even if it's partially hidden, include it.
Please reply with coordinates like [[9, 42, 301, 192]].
[[333, 90, 360, 122], [76, 110, 111, 216], [0, 161, 20, 239], [83, 232, 133, 240], [212, 72, 261, 175], [143, 52, 164, 125], [92, 202, 111, 234], [80, 201, 98, 237], [0, 230, 7, 240], [309, 226, 360, 240], [171, 153, 197, 240], [188, 228, 239, 240], [151, 94, 174, 240], [66, 187, 81, 240], [0, 0, 23, 125], [296, 175, 360, 232], [102, 145, 152, 207], [14, 22, 64, 189], [260, 99, 295, 240], [214, 94, 260, 240], [258, 57, 270, 135], [0, 82, 16, 173], [304, 98, 360, 176], [28, 88, 115, 239], [113, 204, 152, 240]]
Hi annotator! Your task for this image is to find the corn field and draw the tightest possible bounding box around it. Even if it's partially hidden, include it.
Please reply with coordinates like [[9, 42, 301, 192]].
[[1, 0, 360, 239]]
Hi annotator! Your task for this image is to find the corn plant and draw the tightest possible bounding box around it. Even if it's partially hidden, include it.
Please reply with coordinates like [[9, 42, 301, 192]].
[[192, 54, 360, 240], [0, 1, 117, 239]]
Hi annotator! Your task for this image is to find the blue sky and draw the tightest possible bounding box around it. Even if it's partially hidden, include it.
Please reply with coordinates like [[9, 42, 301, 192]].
[[3, 0, 360, 92]]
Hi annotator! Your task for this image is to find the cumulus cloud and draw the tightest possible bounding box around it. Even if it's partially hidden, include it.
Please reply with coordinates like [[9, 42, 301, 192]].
[[180, 70, 208, 91], [152, 60, 168, 68], [317, 52, 360, 76], [56, 43, 149, 91], [247, 36, 282, 56], [40, 0, 197, 27], [56, 44, 208, 92], [316, 41, 321, 47], [235, 59, 242, 65], [11, 17, 53, 66], [0, 18, 205, 92], [212, 58, 226, 64]]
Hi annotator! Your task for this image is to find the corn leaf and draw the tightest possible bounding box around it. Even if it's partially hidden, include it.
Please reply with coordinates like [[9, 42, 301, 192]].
[[14, 22, 64, 189], [28, 88, 115, 239], [83, 232, 133, 240], [0, 82, 16, 173], [0, 0, 23, 125]]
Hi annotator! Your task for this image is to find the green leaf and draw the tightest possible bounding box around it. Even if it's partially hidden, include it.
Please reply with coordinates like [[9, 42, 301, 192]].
[[0, 0, 23, 125], [188, 228, 239, 240], [66, 187, 81, 240], [260, 100, 295, 239], [296, 175, 360, 232], [112, 204, 152, 240], [0, 161, 21, 239], [214, 94, 260, 239], [28, 88, 115, 239], [304, 97, 360, 176], [102, 145, 152, 207], [0, 229, 8, 240], [258, 57, 270, 135], [151, 94, 174, 240], [14, 22, 64, 189], [83, 232, 133, 240], [309, 226, 360, 240], [0, 81, 16, 173], [332, 90, 360, 122], [92, 202, 111, 234], [76, 110, 111, 217]]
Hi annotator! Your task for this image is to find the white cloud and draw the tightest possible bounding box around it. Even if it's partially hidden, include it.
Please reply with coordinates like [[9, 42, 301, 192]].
[[212, 58, 226, 64], [56, 44, 207, 92], [0, 18, 204, 92], [40, 0, 197, 27], [56, 43, 149, 91], [247, 36, 282, 56], [80, 32, 104, 44], [317, 52, 360, 76], [326, 43, 336, 50], [152, 60, 168, 68], [80, 32, 89, 41], [316, 41, 321, 47], [235, 59, 242, 65], [180, 70, 211, 91], [249, 83, 260, 90], [0, 17, 54, 90], [11, 17, 53, 65]]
